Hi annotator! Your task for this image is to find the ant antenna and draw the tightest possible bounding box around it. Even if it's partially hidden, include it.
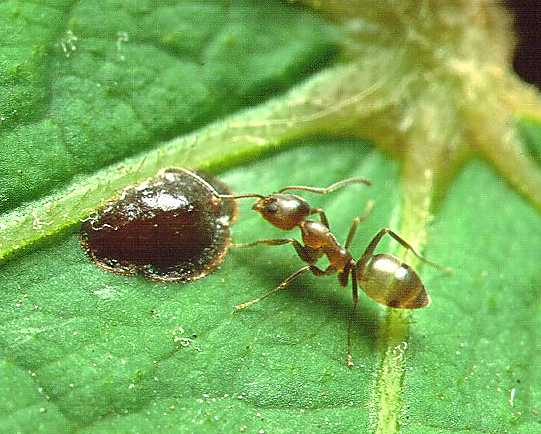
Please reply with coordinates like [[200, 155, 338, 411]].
[[177, 168, 224, 197], [277, 177, 371, 194], [177, 169, 266, 201], [217, 193, 266, 200]]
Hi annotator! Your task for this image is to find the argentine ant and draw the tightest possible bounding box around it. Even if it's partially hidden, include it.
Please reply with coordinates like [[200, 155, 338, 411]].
[[206, 176, 445, 367]]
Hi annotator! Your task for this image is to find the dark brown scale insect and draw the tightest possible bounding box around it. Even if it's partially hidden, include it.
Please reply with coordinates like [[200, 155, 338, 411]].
[[81, 168, 237, 282], [216, 178, 446, 367]]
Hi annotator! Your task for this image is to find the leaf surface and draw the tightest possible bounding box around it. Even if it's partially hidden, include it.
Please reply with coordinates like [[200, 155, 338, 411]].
[[0, 0, 337, 212]]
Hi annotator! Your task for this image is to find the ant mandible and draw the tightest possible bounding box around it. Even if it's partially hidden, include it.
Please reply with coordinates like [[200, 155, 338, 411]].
[[214, 177, 445, 367]]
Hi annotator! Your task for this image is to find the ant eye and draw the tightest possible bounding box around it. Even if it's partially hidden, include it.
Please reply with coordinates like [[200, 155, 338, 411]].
[[265, 202, 279, 214]]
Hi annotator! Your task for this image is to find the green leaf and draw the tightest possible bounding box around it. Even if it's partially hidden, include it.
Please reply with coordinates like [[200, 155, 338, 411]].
[[518, 117, 541, 164], [0, 143, 385, 433], [0, 0, 338, 213], [402, 158, 541, 433], [2, 1, 541, 434], [2, 142, 541, 433]]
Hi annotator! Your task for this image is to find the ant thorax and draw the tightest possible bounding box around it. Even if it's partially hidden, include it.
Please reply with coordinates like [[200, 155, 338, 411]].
[[300, 220, 332, 249], [300, 220, 351, 272]]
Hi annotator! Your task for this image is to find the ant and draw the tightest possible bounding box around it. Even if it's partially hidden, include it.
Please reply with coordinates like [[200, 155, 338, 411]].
[[208, 176, 446, 367]]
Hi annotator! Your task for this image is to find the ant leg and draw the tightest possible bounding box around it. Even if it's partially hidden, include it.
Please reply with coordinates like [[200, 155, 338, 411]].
[[347, 266, 359, 368], [344, 200, 375, 249], [234, 263, 334, 311], [234, 265, 311, 311], [232, 238, 297, 249], [357, 228, 448, 274], [345, 218, 360, 251], [308, 264, 336, 276], [231, 238, 321, 264], [310, 208, 329, 228], [278, 177, 371, 194]]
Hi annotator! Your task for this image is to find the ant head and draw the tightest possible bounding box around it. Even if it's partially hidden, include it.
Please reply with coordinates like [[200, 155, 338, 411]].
[[252, 194, 310, 230]]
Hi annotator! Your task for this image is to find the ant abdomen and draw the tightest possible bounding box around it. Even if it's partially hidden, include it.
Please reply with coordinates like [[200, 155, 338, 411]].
[[358, 254, 430, 309]]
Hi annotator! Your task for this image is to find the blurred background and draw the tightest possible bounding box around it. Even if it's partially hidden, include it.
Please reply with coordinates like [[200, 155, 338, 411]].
[[506, 0, 541, 90]]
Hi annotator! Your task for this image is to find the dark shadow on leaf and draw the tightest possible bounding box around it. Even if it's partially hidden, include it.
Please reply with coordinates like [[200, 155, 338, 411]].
[[229, 251, 381, 352]]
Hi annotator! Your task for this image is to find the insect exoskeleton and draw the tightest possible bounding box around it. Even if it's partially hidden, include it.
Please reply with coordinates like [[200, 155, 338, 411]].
[[358, 253, 430, 309], [212, 176, 445, 367], [252, 194, 311, 230]]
